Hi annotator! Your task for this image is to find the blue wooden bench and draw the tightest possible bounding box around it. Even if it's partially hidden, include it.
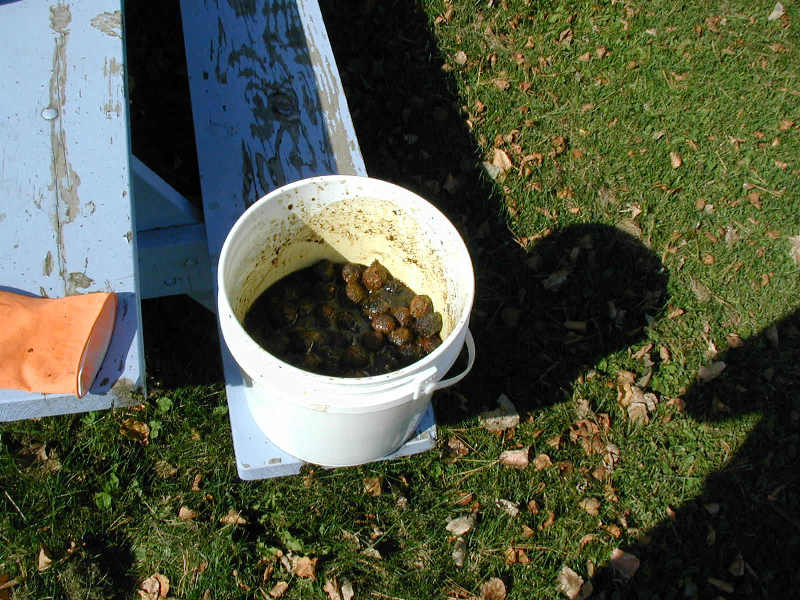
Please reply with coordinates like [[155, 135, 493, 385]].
[[0, 0, 437, 478], [0, 0, 145, 420]]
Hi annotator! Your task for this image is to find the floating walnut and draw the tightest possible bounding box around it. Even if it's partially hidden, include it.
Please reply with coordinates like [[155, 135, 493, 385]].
[[243, 260, 444, 377]]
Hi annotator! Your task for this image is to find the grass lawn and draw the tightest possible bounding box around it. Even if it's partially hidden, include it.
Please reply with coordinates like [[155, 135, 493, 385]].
[[2, 1, 799, 598]]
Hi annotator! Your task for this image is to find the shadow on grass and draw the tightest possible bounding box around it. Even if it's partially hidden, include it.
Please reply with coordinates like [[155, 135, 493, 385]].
[[318, 1, 800, 598], [591, 309, 800, 599], [317, 1, 666, 416]]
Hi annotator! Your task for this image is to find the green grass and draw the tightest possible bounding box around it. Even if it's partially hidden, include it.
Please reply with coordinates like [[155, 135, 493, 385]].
[[2, 1, 799, 598]]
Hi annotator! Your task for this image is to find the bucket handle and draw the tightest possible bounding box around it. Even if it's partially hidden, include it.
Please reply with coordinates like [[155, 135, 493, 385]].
[[414, 328, 476, 400]]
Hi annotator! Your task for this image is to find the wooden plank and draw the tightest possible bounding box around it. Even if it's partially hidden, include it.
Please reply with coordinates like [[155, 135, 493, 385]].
[[131, 156, 202, 231], [0, 1, 144, 420], [180, 0, 366, 260], [180, 0, 434, 478], [136, 224, 212, 300]]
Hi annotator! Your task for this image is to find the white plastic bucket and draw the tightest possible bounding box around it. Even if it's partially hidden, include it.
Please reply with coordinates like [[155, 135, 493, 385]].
[[218, 175, 475, 466]]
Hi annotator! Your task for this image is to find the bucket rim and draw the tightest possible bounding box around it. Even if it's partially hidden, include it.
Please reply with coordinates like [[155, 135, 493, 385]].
[[217, 174, 475, 401]]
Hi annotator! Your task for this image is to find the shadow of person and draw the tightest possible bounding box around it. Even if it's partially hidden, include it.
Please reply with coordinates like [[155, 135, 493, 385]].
[[316, 1, 667, 421], [591, 309, 800, 598], [451, 222, 668, 421]]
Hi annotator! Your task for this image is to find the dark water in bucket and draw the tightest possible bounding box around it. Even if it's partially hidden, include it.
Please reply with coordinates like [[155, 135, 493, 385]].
[[243, 259, 443, 378]]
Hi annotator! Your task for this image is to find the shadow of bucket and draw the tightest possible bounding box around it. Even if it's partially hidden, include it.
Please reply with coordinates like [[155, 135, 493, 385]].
[[218, 175, 475, 466]]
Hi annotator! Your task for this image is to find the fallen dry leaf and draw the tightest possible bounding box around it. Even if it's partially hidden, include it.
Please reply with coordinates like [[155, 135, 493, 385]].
[[569, 419, 604, 456], [454, 491, 474, 506], [708, 577, 735, 594], [499, 447, 529, 469], [627, 402, 649, 425], [361, 547, 381, 561], [690, 278, 712, 302], [788, 235, 800, 266], [446, 514, 476, 536], [768, 2, 785, 21], [579, 534, 596, 552], [479, 394, 520, 431], [178, 506, 198, 521], [666, 397, 685, 411], [495, 499, 520, 517], [577, 51, 591, 62], [698, 361, 726, 383], [323, 578, 343, 600], [269, 581, 289, 598], [138, 573, 169, 600], [557, 565, 591, 599], [603, 485, 619, 506], [340, 579, 354, 600], [37, 547, 52, 572], [492, 148, 513, 173], [480, 577, 506, 600], [533, 453, 552, 471], [452, 536, 467, 567], [293, 556, 317, 580], [219, 509, 247, 525], [454, 50, 468, 65], [609, 549, 640, 579], [521, 524, 535, 538], [539, 510, 556, 530], [728, 553, 745, 577], [120, 418, 150, 445], [363, 476, 383, 496], [670, 152, 683, 168], [154, 460, 177, 479], [0, 574, 17, 600], [617, 218, 642, 238], [493, 78, 511, 91], [579, 497, 601, 516], [603, 523, 622, 538], [551, 135, 567, 156]]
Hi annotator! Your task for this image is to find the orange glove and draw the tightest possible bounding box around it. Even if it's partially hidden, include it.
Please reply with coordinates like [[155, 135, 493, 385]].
[[0, 291, 117, 398]]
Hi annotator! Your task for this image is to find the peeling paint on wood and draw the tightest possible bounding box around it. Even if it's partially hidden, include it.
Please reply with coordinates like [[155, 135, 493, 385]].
[[103, 57, 123, 118], [48, 2, 81, 292], [67, 272, 94, 294], [90, 10, 122, 37], [43, 251, 53, 276]]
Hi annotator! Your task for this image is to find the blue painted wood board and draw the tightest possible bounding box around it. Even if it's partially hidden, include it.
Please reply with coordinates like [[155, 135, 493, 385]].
[[0, 1, 144, 420], [180, 0, 434, 478]]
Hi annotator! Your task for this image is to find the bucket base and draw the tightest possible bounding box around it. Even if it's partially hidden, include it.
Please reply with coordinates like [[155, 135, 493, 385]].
[[224, 352, 437, 479]]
